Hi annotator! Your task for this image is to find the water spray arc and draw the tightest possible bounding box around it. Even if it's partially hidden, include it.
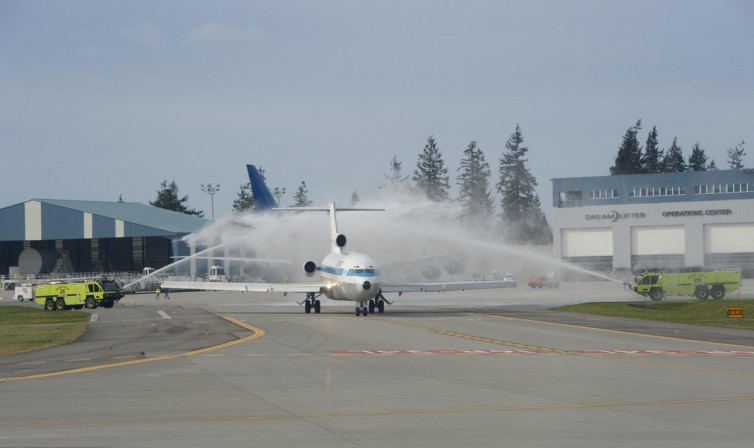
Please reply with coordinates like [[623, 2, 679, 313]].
[[123, 244, 225, 291]]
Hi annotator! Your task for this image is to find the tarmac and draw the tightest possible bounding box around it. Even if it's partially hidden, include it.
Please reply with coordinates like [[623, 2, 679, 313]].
[[1, 282, 754, 447]]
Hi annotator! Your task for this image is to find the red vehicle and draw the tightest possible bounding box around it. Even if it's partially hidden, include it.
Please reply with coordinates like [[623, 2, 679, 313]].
[[527, 275, 559, 288]]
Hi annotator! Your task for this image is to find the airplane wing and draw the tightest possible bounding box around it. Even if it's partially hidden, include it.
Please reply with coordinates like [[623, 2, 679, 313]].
[[380, 280, 515, 293], [169, 256, 292, 264], [160, 280, 325, 294]]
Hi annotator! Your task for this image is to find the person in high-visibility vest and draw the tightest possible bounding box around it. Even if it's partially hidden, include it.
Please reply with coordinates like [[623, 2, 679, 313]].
[[155, 287, 161, 300]]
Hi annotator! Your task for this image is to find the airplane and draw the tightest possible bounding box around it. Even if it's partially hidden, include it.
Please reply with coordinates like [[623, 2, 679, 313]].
[[160, 165, 516, 316]]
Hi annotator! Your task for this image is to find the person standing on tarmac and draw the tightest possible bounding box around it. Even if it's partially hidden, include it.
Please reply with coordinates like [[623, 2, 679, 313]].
[[163, 288, 170, 300], [155, 287, 161, 300]]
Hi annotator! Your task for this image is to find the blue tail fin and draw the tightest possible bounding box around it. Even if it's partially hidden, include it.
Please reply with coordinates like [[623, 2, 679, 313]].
[[246, 164, 278, 210]]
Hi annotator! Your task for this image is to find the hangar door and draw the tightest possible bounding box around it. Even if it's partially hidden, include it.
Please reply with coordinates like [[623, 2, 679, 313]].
[[631, 226, 684, 271], [705, 224, 754, 276], [561, 228, 613, 274]]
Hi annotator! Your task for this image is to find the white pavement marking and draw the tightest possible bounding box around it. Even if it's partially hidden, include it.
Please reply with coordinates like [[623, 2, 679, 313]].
[[157, 311, 172, 320], [89, 313, 98, 323]]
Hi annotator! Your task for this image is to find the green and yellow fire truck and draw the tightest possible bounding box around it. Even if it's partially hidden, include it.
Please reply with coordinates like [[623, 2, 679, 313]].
[[33, 279, 123, 311], [628, 269, 741, 301]]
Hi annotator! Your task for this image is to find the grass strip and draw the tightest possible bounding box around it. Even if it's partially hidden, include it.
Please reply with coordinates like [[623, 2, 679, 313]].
[[557, 299, 754, 330], [0, 306, 89, 355]]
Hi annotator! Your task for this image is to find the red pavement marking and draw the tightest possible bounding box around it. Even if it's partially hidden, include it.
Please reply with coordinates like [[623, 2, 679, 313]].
[[331, 349, 754, 356]]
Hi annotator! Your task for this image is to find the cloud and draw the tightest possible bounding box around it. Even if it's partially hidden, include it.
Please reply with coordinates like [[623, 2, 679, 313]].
[[185, 21, 266, 44], [122, 21, 167, 51]]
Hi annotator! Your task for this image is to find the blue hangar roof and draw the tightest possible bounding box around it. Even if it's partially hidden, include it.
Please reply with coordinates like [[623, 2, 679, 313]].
[[0, 199, 209, 241]]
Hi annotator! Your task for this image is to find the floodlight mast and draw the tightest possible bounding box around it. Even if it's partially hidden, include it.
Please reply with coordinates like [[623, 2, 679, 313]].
[[201, 184, 220, 222]]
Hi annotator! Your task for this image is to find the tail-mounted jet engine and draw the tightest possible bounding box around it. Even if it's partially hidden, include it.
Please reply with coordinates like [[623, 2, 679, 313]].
[[335, 234, 347, 248], [303, 260, 318, 277]]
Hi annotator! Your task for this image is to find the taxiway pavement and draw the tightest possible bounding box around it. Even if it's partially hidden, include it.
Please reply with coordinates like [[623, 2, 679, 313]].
[[1, 284, 754, 447]]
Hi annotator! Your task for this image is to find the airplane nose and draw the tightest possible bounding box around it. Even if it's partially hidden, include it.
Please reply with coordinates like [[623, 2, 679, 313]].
[[362, 281, 371, 291]]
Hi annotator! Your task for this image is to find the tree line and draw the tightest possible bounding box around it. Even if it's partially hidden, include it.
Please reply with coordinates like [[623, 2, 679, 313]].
[[147, 120, 747, 246], [610, 119, 747, 175], [147, 125, 553, 246]]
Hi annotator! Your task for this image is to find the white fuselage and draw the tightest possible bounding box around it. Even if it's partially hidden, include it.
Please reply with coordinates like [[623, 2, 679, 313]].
[[319, 251, 381, 303]]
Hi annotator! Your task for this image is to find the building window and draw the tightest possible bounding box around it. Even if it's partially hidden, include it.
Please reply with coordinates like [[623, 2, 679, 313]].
[[558, 191, 583, 207], [629, 186, 686, 197], [695, 183, 754, 195], [587, 189, 619, 199]]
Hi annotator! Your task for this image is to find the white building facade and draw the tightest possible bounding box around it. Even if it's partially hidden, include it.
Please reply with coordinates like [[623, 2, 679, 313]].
[[552, 169, 754, 277]]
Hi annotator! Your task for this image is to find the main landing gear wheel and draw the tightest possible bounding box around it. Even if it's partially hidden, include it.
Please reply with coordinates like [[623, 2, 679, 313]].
[[369, 299, 385, 313], [355, 303, 368, 316], [303, 293, 322, 314]]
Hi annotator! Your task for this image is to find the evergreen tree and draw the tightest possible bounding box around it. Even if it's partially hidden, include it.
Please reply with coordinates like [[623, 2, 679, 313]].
[[233, 166, 266, 212], [350, 191, 360, 206], [456, 141, 494, 221], [293, 181, 313, 207], [687, 143, 708, 171], [150, 180, 204, 217], [413, 135, 450, 202], [380, 155, 411, 193], [496, 125, 551, 244], [662, 137, 686, 172], [641, 126, 663, 173], [233, 183, 254, 212], [708, 159, 719, 171], [727, 140, 746, 169], [610, 119, 643, 175]]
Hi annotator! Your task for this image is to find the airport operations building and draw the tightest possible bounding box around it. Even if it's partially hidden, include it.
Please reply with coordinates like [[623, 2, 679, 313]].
[[552, 169, 754, 278], [0, 199, 208, 279]]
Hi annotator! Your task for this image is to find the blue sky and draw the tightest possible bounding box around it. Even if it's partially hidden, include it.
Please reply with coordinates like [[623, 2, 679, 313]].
[[2, 0, 752, 218]]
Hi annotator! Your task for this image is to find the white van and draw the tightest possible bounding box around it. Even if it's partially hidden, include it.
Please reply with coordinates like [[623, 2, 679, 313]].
[[14, 284, 34, 301]]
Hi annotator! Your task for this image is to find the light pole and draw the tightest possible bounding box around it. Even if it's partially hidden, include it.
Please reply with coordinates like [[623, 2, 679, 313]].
[[201, 184, 220, 222]]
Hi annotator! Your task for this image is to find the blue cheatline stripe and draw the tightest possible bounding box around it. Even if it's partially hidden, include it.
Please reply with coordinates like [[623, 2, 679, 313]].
[[321, 266, 345, 276], [320, 266, 380, 277], [346, 271, 379, 277]]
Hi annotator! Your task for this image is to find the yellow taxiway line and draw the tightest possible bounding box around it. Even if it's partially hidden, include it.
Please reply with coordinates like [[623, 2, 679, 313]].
[[0, 307, 264, 382]]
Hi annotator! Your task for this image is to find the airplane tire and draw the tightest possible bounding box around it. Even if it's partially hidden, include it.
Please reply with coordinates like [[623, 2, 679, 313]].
[[377, 300, 385, 313], [355, 306, 361, 316], [362, 306, 368, 317], [368, 301, 375, 314], [314, 300, 321, 314], [305, 300, 312, 314]]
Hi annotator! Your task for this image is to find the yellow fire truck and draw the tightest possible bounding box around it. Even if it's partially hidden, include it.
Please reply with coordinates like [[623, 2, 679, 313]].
[[628, 269, 741, 301], [34, 281, 106, 311]]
